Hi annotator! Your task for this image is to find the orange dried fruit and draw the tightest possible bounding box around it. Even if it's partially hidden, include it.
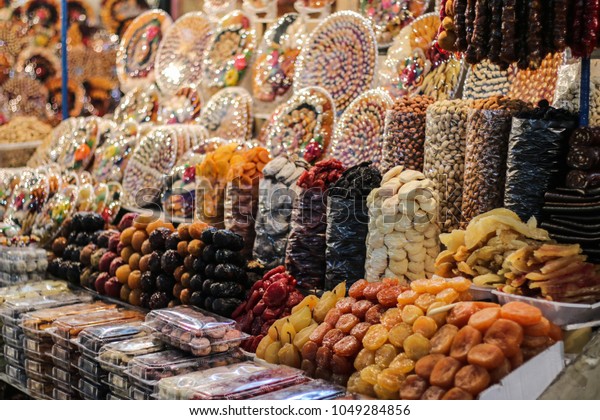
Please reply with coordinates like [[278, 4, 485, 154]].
[[430, 324, 459, 354], [483, 319, 524, 357], [397, 289, 419, 306], [454, 365, 491, 395], [467, 343, 505, 369], [523, 317, 551, 337], [421, 386, 446, 400], [450, 326, 482, 362], [442, 387, 473, 400], [399, 374, 428, 400], [412, 316, 438, 338], [403, 333, 431, 361], [430, 357, 462, 388], [468, 307, 501, 332], [500, 301, 542, 326], [414, 354, 445, 380]]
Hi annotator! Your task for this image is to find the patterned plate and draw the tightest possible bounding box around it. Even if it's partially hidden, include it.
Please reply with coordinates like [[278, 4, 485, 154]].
[[155, 12, 214, 96], [294, 11, 377, 113], [113, 84, 160, 124], [158, 86, 204, 124], [92, 121, 140, 183], [203, 10, 257, 91], [57, 117, 103, 171], [330, 88, 392, 168], [199, 87, 253, 140], [252, 13, 305, 104], [360, 0, 428, 48], [15, 46, 60, 83], [116, 9, 172, 92], [262, 86, 335, 163], [3, 170, 50, 235], [101, 0, 151, 36], [31, 184, 78, 246]]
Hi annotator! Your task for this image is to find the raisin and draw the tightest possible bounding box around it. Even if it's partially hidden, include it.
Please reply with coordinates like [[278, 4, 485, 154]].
[[315, 346, 332, 369], [353, 348, 376, 371], [365, 304, 386, 324], [381, 308, 403, 329], [351, 300, 375, 320], [360, 365, 382, 385], [377, 369, 404, 392], [348, 279, 369, 299], [388, 353, 415, 375], [324, 308, 343, 327], [309, 323, 332, 345], [301, 340, 318, 361], [450, 326, 482, 362], [322, 328, 345, 349], [350, 322, 371, 342], [399, 374, 428, 400], [364, 282, 387, 301], [335, 297, 357, 314], [375, 343, 397, 368]]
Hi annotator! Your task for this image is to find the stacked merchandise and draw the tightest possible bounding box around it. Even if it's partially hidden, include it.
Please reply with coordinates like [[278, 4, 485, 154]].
[[0, 246, 47, 285]]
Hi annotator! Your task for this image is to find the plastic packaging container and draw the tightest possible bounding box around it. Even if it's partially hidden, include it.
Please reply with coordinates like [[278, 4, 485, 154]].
[[0, 292, 91, 327], [50, 344, 78, 371], [492, 291, 600, 326], [23, 337, 53, 362], [143, 306, 245, 356], [0, 280, 69, 305], [250, 379, 345, 400], [52, 388, 72, 400], [77, 355, 106, 382], [0, 246, 47, 274], [24, 358, 52, 382], [5, 363, 27, 385], [2, 323, 23, 343], [156, 361, 306, 400], [106, 393, 129, 400], [106, 372, 130, 397], [27, 377, 53, 399], [50, 367, 80, 393], [97, 336, 165, 374], [76, 322, 148, 358], [78, 377, 109, 400], [129, 386, 152, 400], [3, 344, 25, 366]]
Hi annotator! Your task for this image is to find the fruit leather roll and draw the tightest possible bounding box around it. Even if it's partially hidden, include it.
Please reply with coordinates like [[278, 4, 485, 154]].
[[465, 0, 490, 64], [566, 169, 600, 189], [567, 146, 600, 170], [499, 0, 517, 64], [553, 0, 568, 49], [454, 0, 468, 50], [569, 127, 600, 147], [526, 0, 544, 69], [487, 0, 504, 63]]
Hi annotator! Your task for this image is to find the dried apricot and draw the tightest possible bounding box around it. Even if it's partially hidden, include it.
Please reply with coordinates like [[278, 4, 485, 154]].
[[348, 279, 369, 299], [399, 374, 428, 400], [548, 322, 563, 341], [436, 288, 460, 304], [404, 333, 431, 361], [442, 387, 473, 400], [322, 329, 345, 349], [523, 317, 550, 337], [489, 358, 512, 383], [381, 308, 404, 329], [522, 335, 551, 349], [454, 365, 490, 395], [483, 319, 523, 357], [388, 322, 412, 348], [467, 343, 505, 369], [336, 313, 360, 333], [388, 353, 415, 375], [412, 316, 438, 338], [446, 302, 480, 328], [315, 346, 332, 369], [375, 344, 397, 368], [500, 301, 542, 326], [335, 297, 357, 314], [363, 324, 388, 351], [414, 293, 436, 311], [430, 324, 459, 354], [509, 349, 523, 369], [364, 282, 387, 301], [397, 290, 419, 306], [414, 354, 445, 380], [324, 308, 342, 327], [301, 340, 318, 361], [365, 304, 386, 324], [450, 326, 482, 362], [350, 322, 371, 342], [446, 276, 471, 292], [430, 357, 462, 388], [378, 286, 404, 307], [351, 300, 375, 320], [426, 301, 449, 327], [360, 365, 382, 385], [331, 354, 354, 375], [309, 323, 332, 346], [401, 305, 424, 325], [424, 277, 448, 294], [522, 346, 546, 360], [377, 369, 404, 392], [354, 348, 376, 371], [468, 307, 501, 332], [333, 335, 360, 357], [421, 386, 446, 400]]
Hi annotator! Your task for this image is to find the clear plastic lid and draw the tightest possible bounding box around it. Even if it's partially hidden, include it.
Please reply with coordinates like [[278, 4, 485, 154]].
[[50, 367, 79, 393], [129, 386, 152, 400], [5, 363, 27, 385], [78, 377, 109, 400], [52, 388, 72, 400], [156, 361, 305, 400], [0, 292, 92, 326], [3, 343, 24, 365], [106, 393, 129, 400], [50, 344, 79, 371], [106, 372, 129, 392], [2, 323, 23, 341], [51, 365, 77, 385], [77, 355, 105, 382], [27, 377, 53, 398], [23, 337, 52, 363], [250, 379, 345, 400], [0, 280, 68, 305], [76, 322, 148, 357], [97, 336, 165, 374], [24, 358, 52, 381], [21, 299, 114, 339]]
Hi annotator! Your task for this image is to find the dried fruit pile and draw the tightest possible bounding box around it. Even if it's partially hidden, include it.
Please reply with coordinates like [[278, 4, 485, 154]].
[[232, 266, 305, 352]]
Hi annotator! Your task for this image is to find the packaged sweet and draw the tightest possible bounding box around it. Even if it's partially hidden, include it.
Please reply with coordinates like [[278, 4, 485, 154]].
[[78, 377, 109, 400], [76, 322, 148, 357], [24, 358, 52, 382], [97, 336, 165, 374], [0, 292, 92, 327], [251, 378, 345, 400]]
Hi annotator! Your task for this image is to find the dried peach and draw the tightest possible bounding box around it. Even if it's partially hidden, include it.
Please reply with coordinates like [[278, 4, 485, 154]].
[[308, 323, 332, 346], [336, 313, 360, 333], [364, 282, 387, 301], [397, 289, 419, 306], [363, 324, 388, 351], [442, 387, 473, 400], [468, 307, 501, 332], [348, 280, 369, 299], [301, 340, 318, 361], [523, 317, 551, 337], [489, 358, 512, 383], [483, 319, 523, 357], [354, 348, 375, 371], [381, 308, 403, 329], [360, 365, 382, 385], [388, 353, 415, 375], [399, 374, 428, 400], [401, 305, 424, 325], [335, 297, 357, 314], [430, 357, 462, 388], [350, 322, 371, 342], [454, 365, 490, 395], [450, 326, 482, 362], [375, 344, 397, 368], [351, 300, 375, 320], [404, 333, 431, 361], [414, 354, 445, 380], [388, 322, 412, 348], [322, 329, 345, 349], [500, 301, 542, 326], [324, 308, 343, 327], [467, 343, 505, 369], [315, 346, 332, 369], [430, 324, 459, 354], [365, 304, 385, 324], [421, 386, 446, 400], [333, 335, 360, 357], [412, 316, 438, 338]]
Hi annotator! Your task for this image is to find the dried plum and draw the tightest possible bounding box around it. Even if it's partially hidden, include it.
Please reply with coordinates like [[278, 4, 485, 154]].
[[211, 298, 243, 317], [202, 278, 215, 294], [190, 274, 204, 292], [149, 291, 170, 309], [213, 230, 244, 251], [149, 228, 171, 251], [205, 264, 216, 278], [216, 249, 245, 265], [165, 232, 180, 250], [209, 281, 245, 298], [75, 232, 92, 246], [66, 262, 81, 283], [201, 227, 218, 244], [140, 272, 155, 292], [155, 274, 175, 292], [140, 292, 151, 308], [148, 251, 162, 273], [192, 258, 206, 274], [202, 245, 217, 263], [214, 263, 247, 282], [161, 250, 183, 274], [189, 291, 203, 307]]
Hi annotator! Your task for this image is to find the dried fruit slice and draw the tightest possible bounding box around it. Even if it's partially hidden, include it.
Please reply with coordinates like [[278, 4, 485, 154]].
[[450, 326, 482, 362], [430, 357, 462, 388], [454, 365, 491, 395], [467, 343, 505, 369], [500, 302, 542, 326], [483, 319, 524, 357]]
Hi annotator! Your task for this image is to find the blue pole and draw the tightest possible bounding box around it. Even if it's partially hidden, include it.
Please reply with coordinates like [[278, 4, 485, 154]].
[[60, 0, 69, 121], [579, 57, 590, 127]]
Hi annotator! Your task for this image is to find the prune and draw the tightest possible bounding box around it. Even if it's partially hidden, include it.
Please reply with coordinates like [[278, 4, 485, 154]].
[[377, 286, 404, 307], [67, 231, 78, 246], [430, 357, 462, 388], [331, 354, 354, 374], [450, 326, 482, 362], [324, 308, 342, 327], [412, 316, 438, 338], [140, 272, 155, 292], [149, 228, 170, 251], [348, 279, 368, 299], [75, 232, 91, 246], [467, 343, 505, 369], [404, 333, 431, 361], [360, 365, 382, 385], [147, 251, 162, 273], [322, 329, 345, 349], [210, 281, 245, 298], [161, 250, 183, 274], [377, 369, 403, 391], [156, 274, 175, 292], [500, 301, 542, 326], [365, 304, 385, 324], [213, 230, 244, 251], [96, 231, 111, 249], [301, 340, 319, 361], [363, 282, 387, 301], [336, 314, 360, 333], [523, 317, 550, 337], [205, 264, 216, 278], [350, 322, 371, 342], [441, 387, 473, 400], [335, 297, 357, 314], [363, 324, 388, 351], [301, 359, 316, 376], [316, 346, 332, 369], [399, 374, 428, 400], [190, 291, 204, 307], [149, 291, 169, 309], [388, 322, 413, 348], [216, 249, 245, 266], [214, 264, 247, 282], [351, 300, 375, 320], [66, 263, 81, 283], [354, 348, 376, 371], [509, 348, 524, 368], [483, 319, 524, 357], [211, 297, 242, 317], [414, 354, 445, 380], [165, 232, 180, 250], [309, 323, 333, 346], [402, 305, 424, 325], [333, 335, 360, 357], [140, 291, 151, 308], [375, 343, 397, 368], [454, 365, 490, 395], [381, 308, 403, 329], [468, 307, 501, 332], [421, 386, 446, 400], [430, 324, 459, 354], [192, 258, 206, 274], [202, 245, 217, 263], [201, 227, 218, 244]]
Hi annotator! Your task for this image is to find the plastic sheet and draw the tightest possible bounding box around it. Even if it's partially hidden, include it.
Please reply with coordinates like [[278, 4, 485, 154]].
[[423, 99, 470, 233], [504, 107, 577, 221], [552, 59, 600, 125], [253, 156, 309, 268], [325, 163, 381, 290]]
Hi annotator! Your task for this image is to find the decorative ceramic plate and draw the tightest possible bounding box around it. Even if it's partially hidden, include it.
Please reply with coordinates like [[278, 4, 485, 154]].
[[45, 77, 85, 123], [360, 0, 429, 48], [158, 86, 204, 124], [3, 170, 50, 235], [295, 11, 377, 113], [331, 88, 392, 168], [113, 84, 160, 124], [203, 10, 256, 90], [101, 0, 151, 36], [92, 121, 140, 183], [379, 13, 462, 99], [262, 86, 335, 163], [199, 87, 253, 140], [57, 117, 102, 171], [15, 46, 60, 83], [116, 9, 172, 92], [121, 125, 178, 206], [252, 13, 305, 104], [31, 184, 78, 246], [155, 12, 214, 96]]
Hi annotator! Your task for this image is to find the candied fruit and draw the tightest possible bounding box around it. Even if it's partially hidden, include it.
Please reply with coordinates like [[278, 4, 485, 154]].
[[336, 313, 360, 333], [322, 329, 345, 349], [388, 353, 416, 375], [388, 322, 413, 348], [410, 279, 428, 293], [381, 308, 403, 329], [316, 346, 332, 369], [446, 276, 471, 292], [401, 305, 424, 325], [364, 282, 387, 301], [424, 277, 447, 294], [348, 280, 369, 299], [333, 335, 360, 357], [324, 308, 343, 327], [403, 333, 431, 361], [363, 324, 388, 351], [414, 293, 436, 311], [397, 290, 419, 306], [350, 322, 371, 342], [436, 288, 460, 304], [375, 343, 397, 368], [354, 348, 376, 371], [377, 369, 404, 392]]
